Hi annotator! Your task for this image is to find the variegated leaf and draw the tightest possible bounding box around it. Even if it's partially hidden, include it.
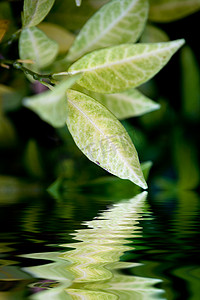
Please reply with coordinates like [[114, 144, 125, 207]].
[[149, 0, 200, 22], [23, 76, 80, 127], [75, 87, 160, 119], [19, 26, 59, 72], [68, 39, 185, 93], [67, 0, 149, 61], [66, 89, 147, 189], [23, 0, 55, 28]]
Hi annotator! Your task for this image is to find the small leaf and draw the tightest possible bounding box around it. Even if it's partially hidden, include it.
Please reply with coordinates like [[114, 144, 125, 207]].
[[75, 87, 160, 119], [68, 39, 185, 93], [140, 24, 169, 43], [149, 0, 200, 22], [19, 26, 59, 72], [22, 0, 55, 28], [141, 161, 153, 180], [38, 22, 75, 54], [66, 89, 147, 189], [23, 76, 80, 127], [67, 0, 149, 61]]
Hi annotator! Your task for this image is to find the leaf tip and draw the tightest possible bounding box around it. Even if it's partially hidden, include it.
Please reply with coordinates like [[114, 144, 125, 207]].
[[140, 180, 148, 190], [75, 0, 82, 7], [154, 103, 161, 110], [174, 38, 185, 50], [178, 38, 185, 46], [22, 97, 30, 107], [133, 176, 148, 190]]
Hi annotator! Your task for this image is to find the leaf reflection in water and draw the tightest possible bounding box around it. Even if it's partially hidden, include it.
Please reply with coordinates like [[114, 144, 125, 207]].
[[24, 192, 165, 300]]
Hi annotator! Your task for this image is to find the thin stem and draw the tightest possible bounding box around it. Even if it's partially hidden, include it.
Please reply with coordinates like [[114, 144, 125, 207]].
[[0, 29, 22, 48], [52, 72, 69, 78], [0, 58, 55, 85], [39, 80, 54, 90]]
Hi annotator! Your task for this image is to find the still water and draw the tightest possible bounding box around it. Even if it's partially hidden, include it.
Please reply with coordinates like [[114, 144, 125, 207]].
[[0, 187, 200, 299]]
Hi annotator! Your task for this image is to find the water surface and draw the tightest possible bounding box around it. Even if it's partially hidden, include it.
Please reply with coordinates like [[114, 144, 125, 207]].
[[0, 189, 199, 299]]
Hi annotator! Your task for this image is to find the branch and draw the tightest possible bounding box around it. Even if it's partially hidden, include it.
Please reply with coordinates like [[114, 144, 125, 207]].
[[0, 58, 56, 87], [0, 29, 22, 48]]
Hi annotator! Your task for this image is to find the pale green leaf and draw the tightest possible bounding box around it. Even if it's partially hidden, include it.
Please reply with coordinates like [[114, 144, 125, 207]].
[[149, 0, 200, 22], [75, 87, 160, 119], [68, 39, 185, 93], [140, 24, 169, 43], [67, 0, 149, 61], [23, 0, 55, 28], [66, 89, 147, 189], [38, 22, 75, 54], [23, 76, 80, 127], [19, 26, 59, 72]]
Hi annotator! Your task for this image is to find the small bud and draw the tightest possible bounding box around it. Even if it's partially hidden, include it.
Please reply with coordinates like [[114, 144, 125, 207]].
[[13, 62, 21, 69], [33, 74, 39, 80]]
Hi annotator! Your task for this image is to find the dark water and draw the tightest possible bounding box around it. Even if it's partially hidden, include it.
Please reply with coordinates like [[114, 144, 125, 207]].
[[0, 188, 200, 300]]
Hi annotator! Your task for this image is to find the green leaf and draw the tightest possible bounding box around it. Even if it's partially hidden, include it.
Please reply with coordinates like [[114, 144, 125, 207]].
[[23, 76, 80, 127], [0, 84, 23, 113], [68, 39, 185, 93], [180, 46, 200, 121], [24, 140, 45, 179], [18, 27, 58, 83], [75, 87, 160, 119], [149, 0, 200, 22], [38, 22, 75, 54], [66, 89, 147, 189], [140, 24, 169, 43], [0, 2, 17, 39], [67, 0, 149, 61], [19, 26, 59, 71], [141, 161, 153, 180], [173, 130, 200, 190], [0, 115, 16, 148], [22, 0, 55, 28], [89, 1, 110, 10], [46, 0, 96, 32]]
